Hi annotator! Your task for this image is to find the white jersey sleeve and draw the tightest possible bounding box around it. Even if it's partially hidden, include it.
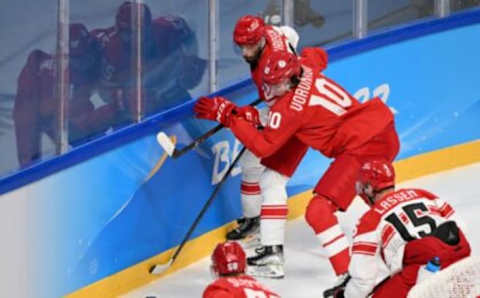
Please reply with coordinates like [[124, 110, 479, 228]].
[[344, 218, 382, 298], [274, 25, 299, 50]]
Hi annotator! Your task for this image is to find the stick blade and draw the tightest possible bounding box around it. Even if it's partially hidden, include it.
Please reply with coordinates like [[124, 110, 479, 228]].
[[156, 132, 175, 156], [149, 259, 173, 275]]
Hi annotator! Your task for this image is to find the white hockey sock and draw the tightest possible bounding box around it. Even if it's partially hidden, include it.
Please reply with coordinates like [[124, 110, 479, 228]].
[[259, 169, 289, 246], [260, 204, 288, 246], [241, 181, 262, 218], [239, 149, 265, 218]]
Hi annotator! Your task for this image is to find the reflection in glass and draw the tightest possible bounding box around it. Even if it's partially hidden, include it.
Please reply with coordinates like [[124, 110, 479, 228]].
[[450, 0, 480, 12], [262, 0, 325, 28], [0, 0, 58, 175], [292, 0, 353, 47], [368, 0, 435, 33], [13, 23, 106, 168], [95, 2, 206, 122]]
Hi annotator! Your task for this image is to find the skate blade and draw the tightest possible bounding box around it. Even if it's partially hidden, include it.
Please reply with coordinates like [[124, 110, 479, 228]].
[[246, 264, 284, 279]]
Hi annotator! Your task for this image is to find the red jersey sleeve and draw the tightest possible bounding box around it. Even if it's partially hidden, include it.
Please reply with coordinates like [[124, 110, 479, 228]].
[[229, 94, 305, 158]]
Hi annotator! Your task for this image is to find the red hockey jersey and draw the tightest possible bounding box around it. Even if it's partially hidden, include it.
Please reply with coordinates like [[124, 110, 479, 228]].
[[229, 53, 393, 159], [250, 25, 294, 101], [203, 275, 280, 298]]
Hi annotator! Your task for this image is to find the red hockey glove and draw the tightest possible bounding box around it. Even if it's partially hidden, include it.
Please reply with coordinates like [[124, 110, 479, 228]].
[[235, 105, 261, 126], [194, 96, 237, 126]]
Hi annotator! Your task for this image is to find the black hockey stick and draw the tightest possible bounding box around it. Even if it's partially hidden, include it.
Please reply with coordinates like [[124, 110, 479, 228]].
[[149, 146, 248, 275], [156, 98, 262, 159]]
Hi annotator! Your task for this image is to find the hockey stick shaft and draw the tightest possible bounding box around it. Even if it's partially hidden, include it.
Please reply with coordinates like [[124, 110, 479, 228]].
[[171, 98, 262, 158], [150, 146, 247, 274], [172, 123, 223, 158], [171, 146, 247, 261]]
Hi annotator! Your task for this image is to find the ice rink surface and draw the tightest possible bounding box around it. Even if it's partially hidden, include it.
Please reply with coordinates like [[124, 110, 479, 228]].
[[123, 162, 480, 298]]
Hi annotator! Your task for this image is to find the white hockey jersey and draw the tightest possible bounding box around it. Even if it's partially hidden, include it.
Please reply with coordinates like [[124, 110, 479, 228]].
[[344, 188, 455, 298]]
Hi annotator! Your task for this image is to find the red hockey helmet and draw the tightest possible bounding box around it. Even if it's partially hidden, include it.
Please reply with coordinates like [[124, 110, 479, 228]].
[[211, 242, 246, 276], [263, 50, 301, 85], [69, 23, 91, 57], [233, 15, 265, 45], [115, 1, 152, 31], [356, 160, 395, 204]]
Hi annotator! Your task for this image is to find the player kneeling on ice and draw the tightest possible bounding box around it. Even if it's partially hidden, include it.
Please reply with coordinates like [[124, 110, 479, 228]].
[[203, 241, 280, 298], [325, 160, 471, 298], [195, 49, 399, 280]]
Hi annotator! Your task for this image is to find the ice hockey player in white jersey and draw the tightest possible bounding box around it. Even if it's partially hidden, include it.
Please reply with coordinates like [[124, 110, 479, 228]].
[[325, 160, 471, 298]]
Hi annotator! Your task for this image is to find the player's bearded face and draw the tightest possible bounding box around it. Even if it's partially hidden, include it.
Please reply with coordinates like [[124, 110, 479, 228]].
[[240, 41, 263, 63], [263, 79, 291, 100]]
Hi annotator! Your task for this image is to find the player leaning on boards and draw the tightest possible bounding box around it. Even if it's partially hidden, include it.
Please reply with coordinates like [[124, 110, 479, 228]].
[[226, 15, 315, 252], [203, 241, 280, 298], [326, 160, 471, 298], [194, 49, 399, 283]]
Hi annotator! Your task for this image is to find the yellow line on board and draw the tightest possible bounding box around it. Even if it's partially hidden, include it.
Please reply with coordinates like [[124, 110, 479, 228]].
[[67, 139, 480, 298]]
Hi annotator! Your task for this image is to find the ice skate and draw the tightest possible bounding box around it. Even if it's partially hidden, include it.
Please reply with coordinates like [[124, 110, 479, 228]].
[[227, 216, 260, 239], [246, 245, 284, 279]]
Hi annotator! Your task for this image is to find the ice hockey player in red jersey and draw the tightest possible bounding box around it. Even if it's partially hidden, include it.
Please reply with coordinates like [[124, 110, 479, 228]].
[[203, 241, 280, 298], [194, 49, 399, 280], [93, 1, 205, 122], [13, 23, 117, 167], [325, 160, 471, 298], [226, 16, 319, 260]]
